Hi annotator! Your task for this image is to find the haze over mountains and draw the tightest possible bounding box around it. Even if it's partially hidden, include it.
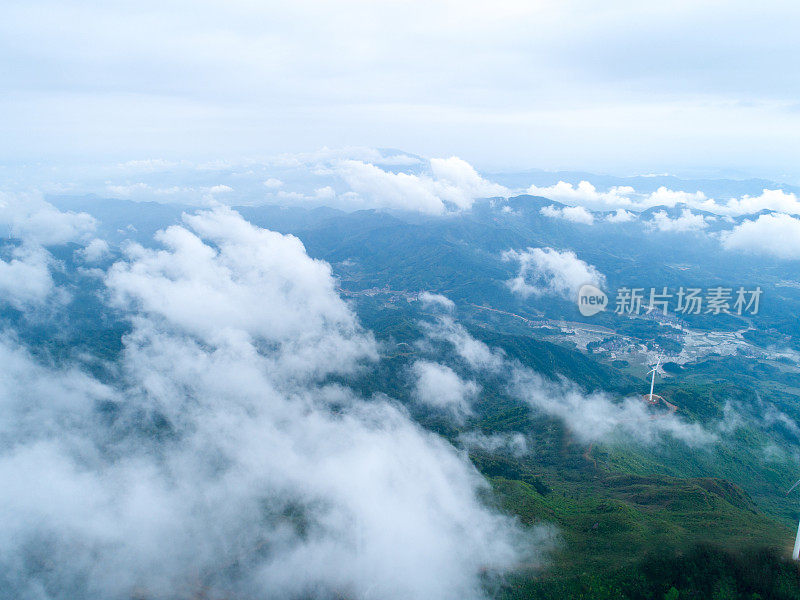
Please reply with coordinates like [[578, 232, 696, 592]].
[[24, 148, 800, 263]]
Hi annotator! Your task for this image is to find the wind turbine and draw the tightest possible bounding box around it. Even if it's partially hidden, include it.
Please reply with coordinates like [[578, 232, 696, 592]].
[[646, 357, 662, 401], [787, 478, 800, 560]]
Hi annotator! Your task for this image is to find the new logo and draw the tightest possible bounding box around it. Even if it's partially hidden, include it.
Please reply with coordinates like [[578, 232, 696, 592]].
[[577, 284, 608, 316]]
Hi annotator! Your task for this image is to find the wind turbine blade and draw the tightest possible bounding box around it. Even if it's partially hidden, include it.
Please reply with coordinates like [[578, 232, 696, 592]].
[[787, 478, 800, 495], [793, 521, 800, 560]]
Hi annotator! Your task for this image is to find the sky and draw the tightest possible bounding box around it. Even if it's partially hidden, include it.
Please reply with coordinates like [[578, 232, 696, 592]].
[[2, 0, 800, 181]]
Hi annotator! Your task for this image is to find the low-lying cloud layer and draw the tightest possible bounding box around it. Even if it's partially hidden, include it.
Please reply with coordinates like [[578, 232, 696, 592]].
[[647, 209, 710, 233], [721, 212, 800, 259], [540, 204, 595, 225], [334, 157, 508, 214], [503, 247, 605, 300], [0, 206, 536, 600], [412, 360, 479, 423], [0, 192, 97, 246], [458, 431, 529, 458], [423, 315, 717, 448], [0, 245, 57, 309], [15, 150, 800, 250], [0, 193, 98, 308], [527, 181, 800, 217]]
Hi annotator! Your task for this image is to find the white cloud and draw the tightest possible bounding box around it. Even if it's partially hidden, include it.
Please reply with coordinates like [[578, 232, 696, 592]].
[[528, 182, 709, 214], [528, 181, 635, 209], [424, 316, 716, 448], [458, 431, 528, 458], [96, 152, 508, 214], [606, 208, 637, 223], [524, 183, 786, 228], [703, 188, 800, 216], [421, 317, 506, 374], [509, 368, 716, 447], [0, 207, 538, 599], [0, 193, 98, 309], [0, 192, 96, 246], [412, 360, 479, 423], [313, 185, 335, 199], [721, 212, 800, 259], [644, 187, 709, 209], [6, 148, 500, 214], [500, 204, 518, 215], [0, 246, 56, 309], [334, 157, 507, 214], [419, 291, 455, 312], [107, 182, 234, 202], [107, 206, 376, 381], [540, 204, 595, 224], [526, 181, 800, 218], [78, 238, 110, 263], [336, 160, 447, 214], [647, 208, 709, 232], [503, 247, 605, 300], [428, 157, 508, 209]]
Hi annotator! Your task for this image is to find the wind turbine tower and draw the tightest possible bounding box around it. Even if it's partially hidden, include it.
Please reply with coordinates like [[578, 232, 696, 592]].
[[644, 357, 662, 405], [787, 478, 800, 560]]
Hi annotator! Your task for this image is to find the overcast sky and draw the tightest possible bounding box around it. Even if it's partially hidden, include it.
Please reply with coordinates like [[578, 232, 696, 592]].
[[2, 0, 800, 181]]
